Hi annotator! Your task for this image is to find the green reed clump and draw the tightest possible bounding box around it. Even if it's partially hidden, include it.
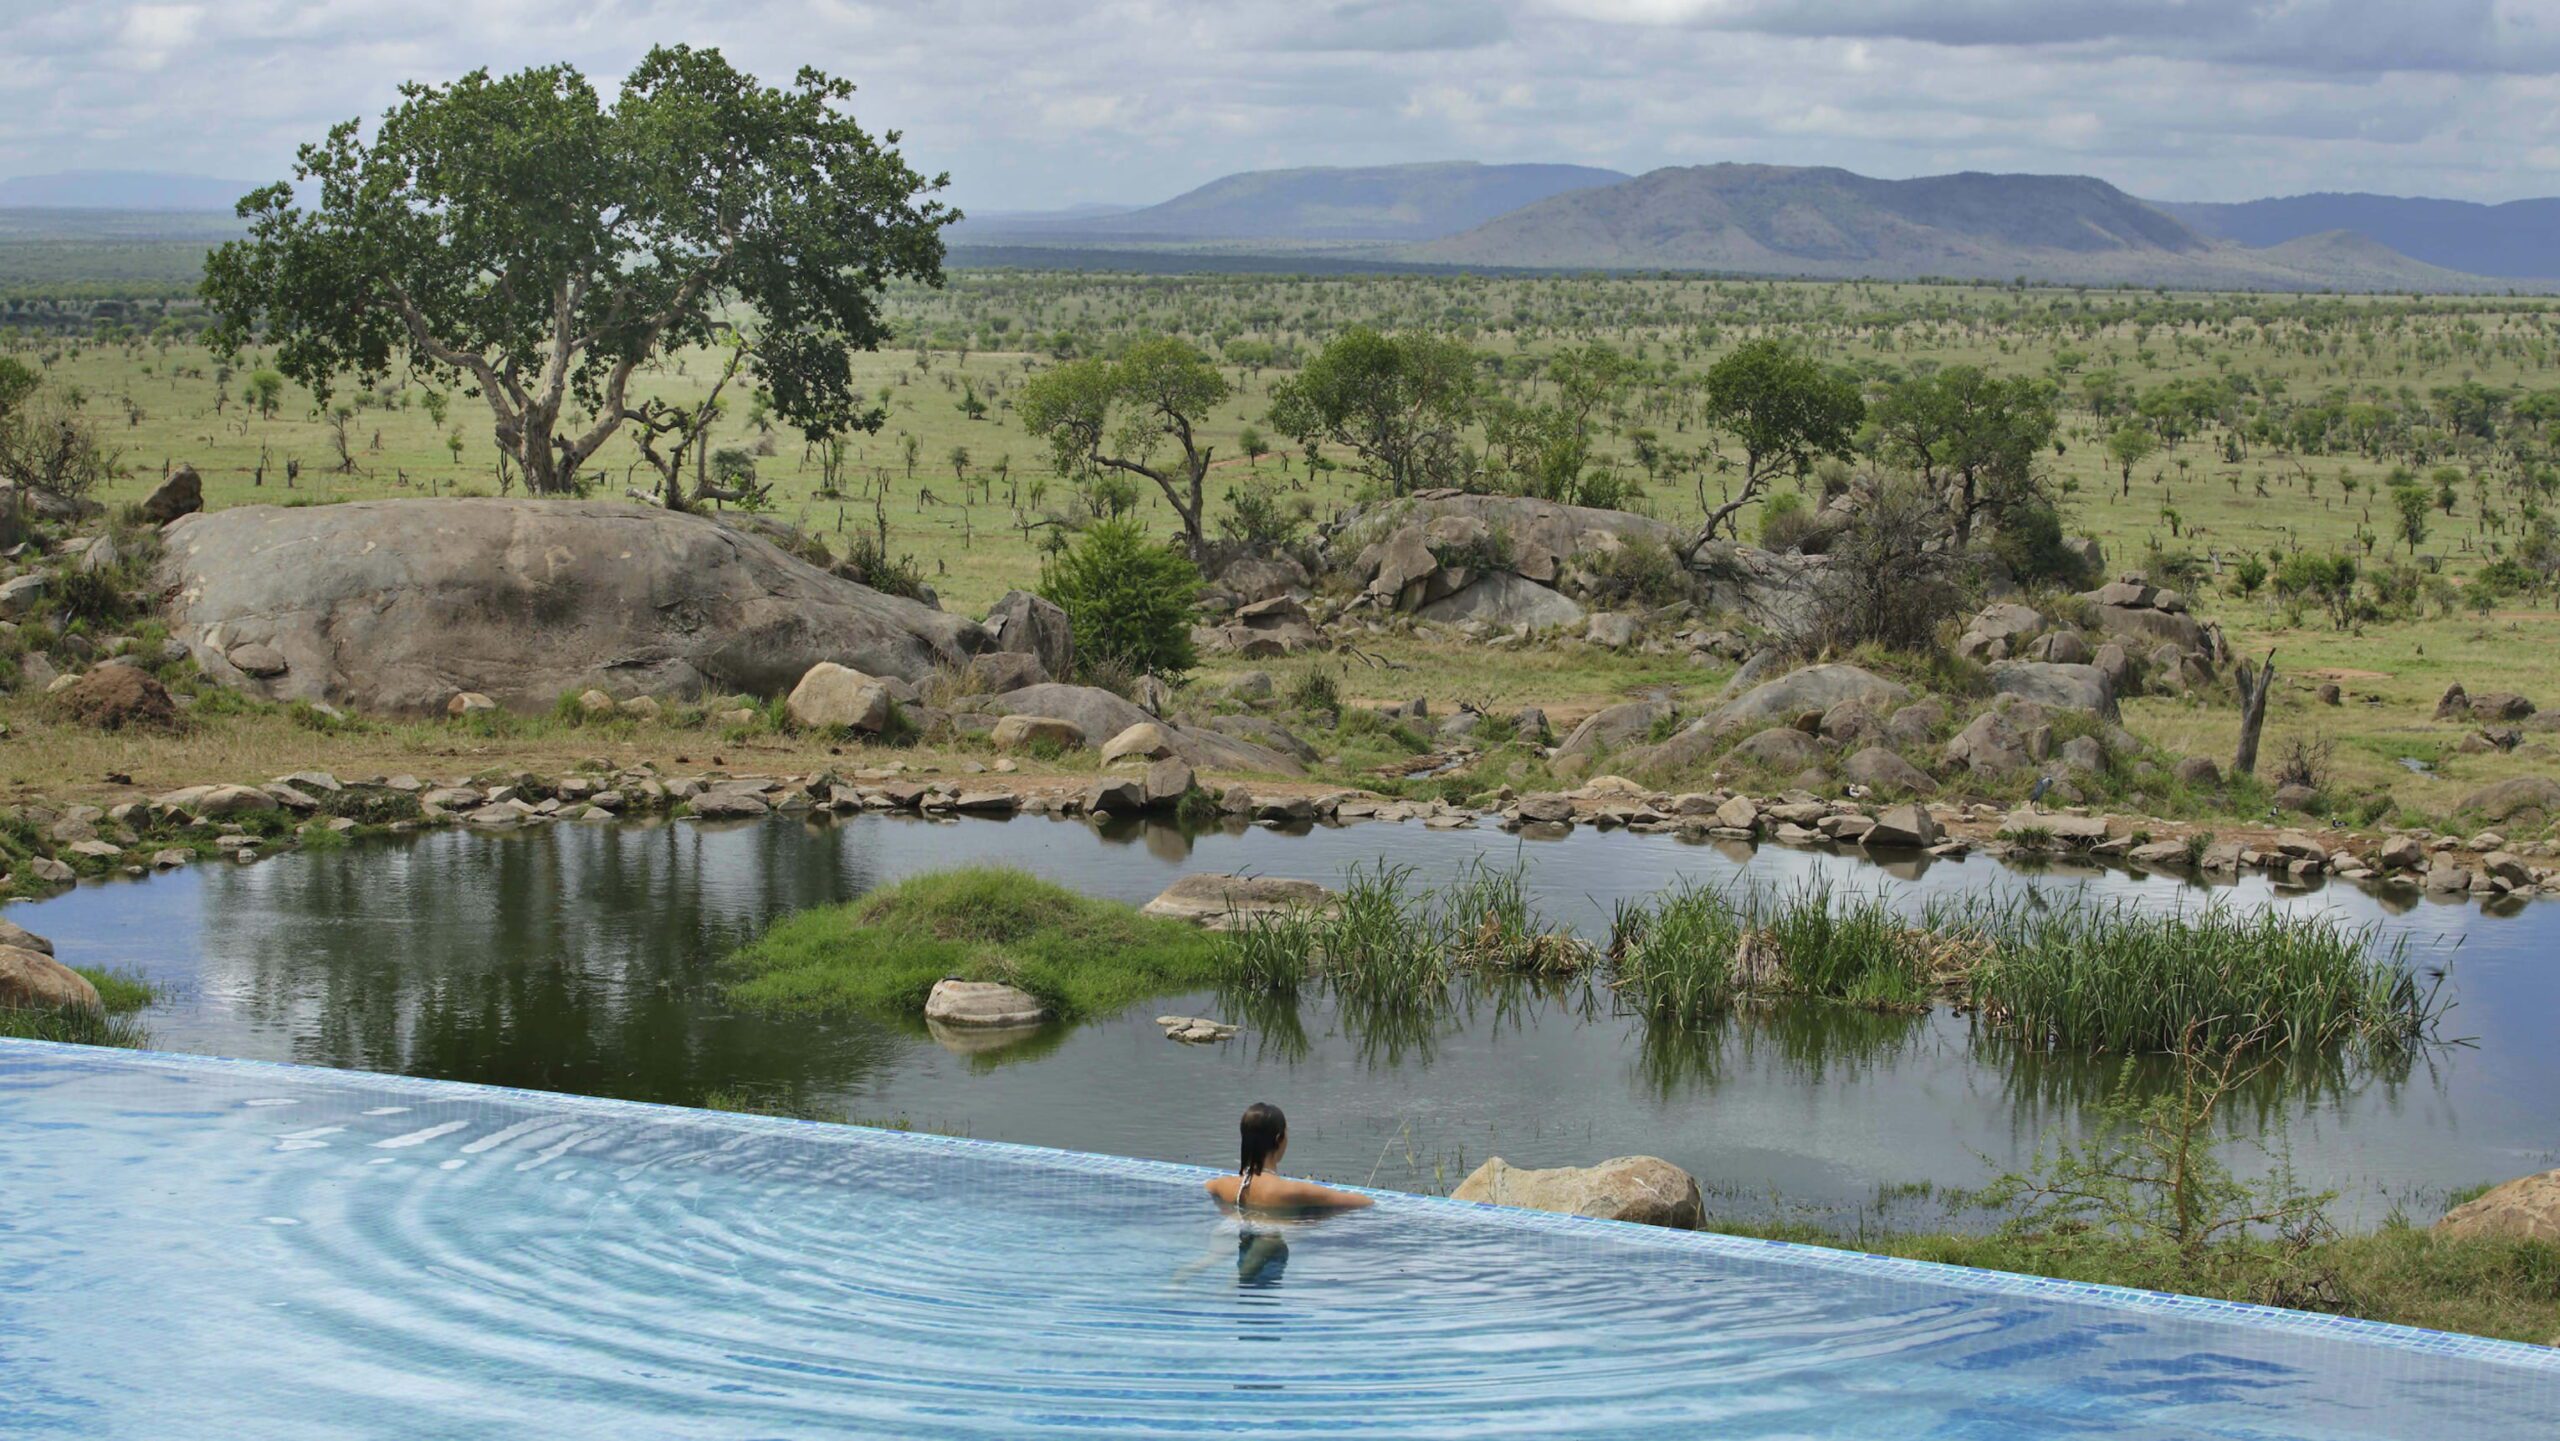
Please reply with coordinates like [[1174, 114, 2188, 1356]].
[[1746, 881, 1936, 1010], [1438, 856, 1591, 976], [1317, 862, 1448, 1006], [1966, 899, 2438, 1057], [1609, 880, 1747, 1026]]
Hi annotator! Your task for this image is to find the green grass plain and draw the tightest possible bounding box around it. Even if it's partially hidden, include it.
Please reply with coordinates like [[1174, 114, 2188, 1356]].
[[10, 269, 2559, 825]]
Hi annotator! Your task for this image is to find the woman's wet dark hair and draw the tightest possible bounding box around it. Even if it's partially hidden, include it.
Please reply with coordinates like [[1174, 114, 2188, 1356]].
[[1239, 1102, 1286, 1176]]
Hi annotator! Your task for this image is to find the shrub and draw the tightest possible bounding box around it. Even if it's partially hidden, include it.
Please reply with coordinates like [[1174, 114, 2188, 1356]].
[[837, 532, 930, 602], [1038, 518, 1203, 680], [1988, 499, 2092, 589], [1218, 478, 1306, 554], [1805, 478, 1971, 653], [1756, 489, 1815, 550]]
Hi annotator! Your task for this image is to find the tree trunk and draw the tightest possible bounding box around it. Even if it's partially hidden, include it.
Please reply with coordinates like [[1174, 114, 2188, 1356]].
[[2232, 647, 2277, 779]]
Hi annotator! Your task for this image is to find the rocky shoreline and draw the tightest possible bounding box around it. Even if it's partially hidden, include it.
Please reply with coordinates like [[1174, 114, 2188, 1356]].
[[9, 752, 2553, 908]]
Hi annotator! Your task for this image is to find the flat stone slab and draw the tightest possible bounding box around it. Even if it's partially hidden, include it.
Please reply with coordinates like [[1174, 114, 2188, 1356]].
[[1140, 873, 1336, 929]]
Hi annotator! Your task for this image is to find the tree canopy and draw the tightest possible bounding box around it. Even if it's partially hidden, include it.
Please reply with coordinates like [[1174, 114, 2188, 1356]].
[[1266, 327, 1478, 497], [1018, 335, 1229, 559], [201, 46, 954, 495], [1691, 338, 1863, 550]]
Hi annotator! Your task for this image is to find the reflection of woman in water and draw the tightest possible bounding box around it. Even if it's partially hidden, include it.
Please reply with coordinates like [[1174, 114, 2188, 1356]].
[[1204, 1102, 1373, 1215]]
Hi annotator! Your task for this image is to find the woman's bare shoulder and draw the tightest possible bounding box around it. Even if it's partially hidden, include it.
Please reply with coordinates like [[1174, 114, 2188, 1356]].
[[1260, 1176, 1374, 1210]]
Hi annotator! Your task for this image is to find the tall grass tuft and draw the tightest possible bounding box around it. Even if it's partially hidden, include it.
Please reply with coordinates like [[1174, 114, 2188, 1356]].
[[1967, 899, 2438, 1058]]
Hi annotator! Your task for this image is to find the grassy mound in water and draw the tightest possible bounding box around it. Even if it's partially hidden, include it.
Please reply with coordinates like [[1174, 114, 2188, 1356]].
[[721, 867, 1228, 1024]]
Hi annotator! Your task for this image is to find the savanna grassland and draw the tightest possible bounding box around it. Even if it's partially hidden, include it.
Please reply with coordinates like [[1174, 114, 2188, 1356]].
[[8, 267, 2560, 824]]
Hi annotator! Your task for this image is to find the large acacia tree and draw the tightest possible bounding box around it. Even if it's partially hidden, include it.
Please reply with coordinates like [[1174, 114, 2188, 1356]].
[[202, 46, 954, 497]]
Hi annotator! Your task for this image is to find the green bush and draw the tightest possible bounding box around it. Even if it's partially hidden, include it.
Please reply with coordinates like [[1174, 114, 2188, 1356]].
[[1038, 517, 1202, 680]]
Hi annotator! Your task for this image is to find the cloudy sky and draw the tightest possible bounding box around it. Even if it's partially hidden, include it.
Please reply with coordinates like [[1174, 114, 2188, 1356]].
[[5, 0, 2560, 209]]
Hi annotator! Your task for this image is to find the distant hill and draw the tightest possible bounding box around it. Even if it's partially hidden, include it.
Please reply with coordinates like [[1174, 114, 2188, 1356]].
[[1407, 164, 2493, 290], [0, 170, 252, 211], [2158, 193, 2560, 281], [971, 162, 1628, 243]]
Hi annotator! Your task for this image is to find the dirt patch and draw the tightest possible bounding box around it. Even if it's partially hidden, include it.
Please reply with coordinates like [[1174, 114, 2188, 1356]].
[[2304, 667, 2391, 681]]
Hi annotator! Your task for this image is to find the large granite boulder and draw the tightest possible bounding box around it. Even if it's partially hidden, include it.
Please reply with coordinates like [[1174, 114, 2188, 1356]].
[[1990, 660, 2119, 721], [1413, 572, 1586, 630], [156, 499, 983, 714], [2460, 777, 2560, 826], [2434, 1170, 2560, 1245], [1685, 540, 1828, 638], [1555, 698, 1674, 761], [1705, 664, 1910, 739], [1451, 1155, 1703, 1229]]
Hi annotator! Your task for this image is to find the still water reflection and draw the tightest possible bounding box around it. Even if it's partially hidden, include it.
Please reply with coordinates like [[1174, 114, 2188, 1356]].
[[14, 811, 2553, 1221]]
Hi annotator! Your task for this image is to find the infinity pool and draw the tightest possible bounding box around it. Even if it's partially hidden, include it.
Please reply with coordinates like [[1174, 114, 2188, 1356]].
[[4, 1041, 2552, 1438]]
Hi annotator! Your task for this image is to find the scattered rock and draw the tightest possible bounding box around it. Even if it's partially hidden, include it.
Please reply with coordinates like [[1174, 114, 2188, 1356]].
[[1863, 802, 1941, 849], [1451, 1155, 1703, 1230], [1142, 758, 1196, 808], [786, 662, 895, 733], [447, 692, 497, 718], [0, 919, 53, 954]]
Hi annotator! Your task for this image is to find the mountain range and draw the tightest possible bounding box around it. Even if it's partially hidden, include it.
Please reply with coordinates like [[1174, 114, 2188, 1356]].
[[962, 162, 2552, 291], [10, 162, 2555, 291]]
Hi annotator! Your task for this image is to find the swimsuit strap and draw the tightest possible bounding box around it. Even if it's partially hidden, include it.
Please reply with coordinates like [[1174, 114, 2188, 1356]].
[[1237, 1170, 1254, 1207]]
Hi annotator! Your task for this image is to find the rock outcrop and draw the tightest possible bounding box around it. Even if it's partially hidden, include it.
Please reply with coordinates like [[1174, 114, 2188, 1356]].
[[1451, 1155, 1703, 1229], [157, 499, 983, 714], [2435, 1169, 2560, 1245]]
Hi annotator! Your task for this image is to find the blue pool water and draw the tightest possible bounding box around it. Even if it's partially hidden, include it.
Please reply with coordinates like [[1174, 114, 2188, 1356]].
[[4, 1041, 2554, 1438]]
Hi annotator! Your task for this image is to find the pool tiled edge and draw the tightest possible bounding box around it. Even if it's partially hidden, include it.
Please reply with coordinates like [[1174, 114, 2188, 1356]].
[[10, 1036, 2557, 1378]]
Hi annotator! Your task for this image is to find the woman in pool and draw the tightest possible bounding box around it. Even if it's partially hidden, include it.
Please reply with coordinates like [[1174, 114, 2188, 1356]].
[[1205, 1102, 1372, 1214]]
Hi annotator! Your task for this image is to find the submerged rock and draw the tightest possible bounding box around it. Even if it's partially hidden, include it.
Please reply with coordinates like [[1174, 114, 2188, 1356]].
[[1451, 1155, 1703, 1230], [1140, 873, 1335, 929]]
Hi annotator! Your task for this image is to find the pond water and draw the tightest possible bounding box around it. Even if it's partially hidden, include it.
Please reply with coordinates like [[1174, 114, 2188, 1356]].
[[13, 812, 2556, 1223]]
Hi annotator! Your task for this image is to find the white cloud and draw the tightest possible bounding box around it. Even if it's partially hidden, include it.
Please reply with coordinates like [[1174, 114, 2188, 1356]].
[[1, 0, 2558, 207]]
